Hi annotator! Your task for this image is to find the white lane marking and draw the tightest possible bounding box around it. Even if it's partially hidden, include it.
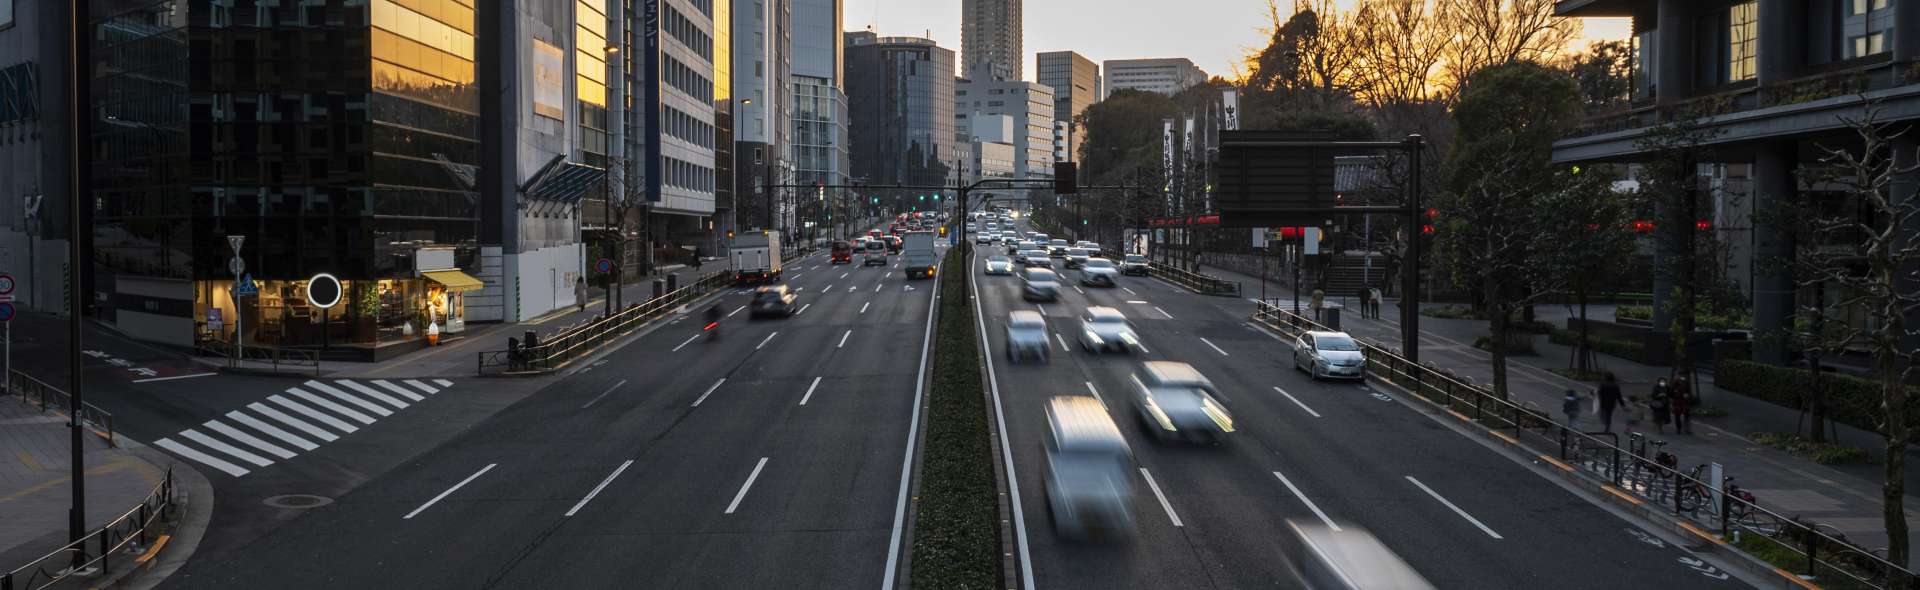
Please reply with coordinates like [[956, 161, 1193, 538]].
[[344, 379, 420, 403], [672, 334, 701, 352], [565, 460, 635, 517], [967, 264, 1034, 590], [131, 372, 216, 383], [797, 303, 812, 315], [756, 331, 779, 350], [1126, 300, 1149, 304], [861, 301, 871, 314], [1073, 285, 1085, 294], [874, 283, 883, 292], [790, 273, 804, 281], [154, 438, 249, 477], [892, 263, 899, 269], [848, 284, 859, 292], [202, 419, 297, 459], [824, 284, 835, 293], [1273, 470, 1341, 531], [401, 379, 440, 395], [244, 403, 337, 443], [1406, 476, 1504, 539], [305, 381, 396, 416], [725, 457, 770, 514], [1054, 332, 1071, 352], [341, 381, 410, 409], [285, 388, 376, 425], [1036, 304, 1047, 316], [1123, 287, 1138, 295], [180, 429, 273, 467], [692, 378, 727, 406], [433, 379, 454, 387], [794, 287, 805, 293], [1155, 306, 1175, 319], [1139, 468, 1184, 527], [1199, 337, 1230, 357], [405, 463, 497, 519], [267, 395, 358, 434], [885, 248, 945, 590], [839, 330, 852, 348], [799, 376, 823, 405], [225, 411, 318, 451], [729, 305, 746, 317], [581, 379, 628, 409], [1084, 381, 1106, 406], [1272, 386, 1323, 418], [841, 272, 850, 279]]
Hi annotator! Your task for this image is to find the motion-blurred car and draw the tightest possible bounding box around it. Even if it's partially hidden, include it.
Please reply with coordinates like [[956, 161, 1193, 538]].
[[1074, 240, 1100, 251], [1043, 396, 1135, 540], [1005, 310, 1050, 363], [1048, 239, 1071, 257], [1002, 235, 1019, 247], [1012, 240, 1037, 256], [830, 240, 853, 264], [1023, 268, 1062, 302], [1283, 520, 1436, 590], [1021, 250, 1054, 268], [1080, 258, 1119, 287], [748, 285, 799, 318], [885, 235, 904, 254], [1078, 306, 1140, 354], [863, 239, 889, 266], [1119, 254, 1150, 276], [975, 232, 994, 245], [1292, 331, 1366, 381], [1128, 361, 1235, 443], [1064, 248, 1091, 269], [985, 255, 1015, 275]]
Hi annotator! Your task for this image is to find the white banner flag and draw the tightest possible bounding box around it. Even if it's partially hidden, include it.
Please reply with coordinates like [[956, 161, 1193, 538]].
[[1162, 118, 1175, 213], [1222, 89, 1239, 131]]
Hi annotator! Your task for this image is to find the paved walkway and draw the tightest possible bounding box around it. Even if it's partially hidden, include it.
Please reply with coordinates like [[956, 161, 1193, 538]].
[[0, 397, 169, 574], [1198, 263, 1920, 566]]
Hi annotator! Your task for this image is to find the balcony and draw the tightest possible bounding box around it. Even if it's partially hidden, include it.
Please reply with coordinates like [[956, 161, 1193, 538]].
[[1556, 56, 1920, 162]]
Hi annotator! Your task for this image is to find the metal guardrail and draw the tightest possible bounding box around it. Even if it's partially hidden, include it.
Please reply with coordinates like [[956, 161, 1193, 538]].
[[7, 370, 116, 448], [477, 270, 735, 375], [1095, 249, 1241, 297], [196, 340, 320, 376], [2, 468, 176, 590], [1251, 301, 1914, 589]]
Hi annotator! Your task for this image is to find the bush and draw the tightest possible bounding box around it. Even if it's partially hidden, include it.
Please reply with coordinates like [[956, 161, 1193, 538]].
[[1748, 432, 1872, 465], [910, 248, 1000, 589], [1616, 305, 1652, 321], [1617, 303, 1751, 330], [1549, 328, 1647, 363], [1473, 334, 1536, 355], [1717, 359, 1920, 436], [1422, 304, 1482, 320]]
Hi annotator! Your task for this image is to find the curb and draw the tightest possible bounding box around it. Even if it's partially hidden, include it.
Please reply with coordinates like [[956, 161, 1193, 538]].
[[95, 443, 215, 590]]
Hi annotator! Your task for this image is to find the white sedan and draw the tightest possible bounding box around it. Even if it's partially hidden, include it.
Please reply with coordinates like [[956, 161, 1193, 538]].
[[985, 255, 1015, 275]]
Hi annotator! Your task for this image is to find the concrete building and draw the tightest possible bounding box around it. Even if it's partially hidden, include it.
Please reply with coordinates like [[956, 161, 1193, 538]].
[[0, 0, 74, 315], [790, 0, 849, 241], [1103, 57, 1208, 97], [1552, 0, 1920, 366], [955, 76, 1055, 182], [846, 32, 957, 208], [1036, 51, 1098, 162], [611, 0, 721, 264], [732, 0, 791, 233], [963, 0, 1022, 81]]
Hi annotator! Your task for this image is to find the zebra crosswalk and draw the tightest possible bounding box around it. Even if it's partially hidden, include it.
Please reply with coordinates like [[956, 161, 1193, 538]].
[[153, 378, 455, 477]]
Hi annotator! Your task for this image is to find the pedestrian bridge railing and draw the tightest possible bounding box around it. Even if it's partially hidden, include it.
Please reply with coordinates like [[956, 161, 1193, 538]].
[[1252, 301, 1915, 589]]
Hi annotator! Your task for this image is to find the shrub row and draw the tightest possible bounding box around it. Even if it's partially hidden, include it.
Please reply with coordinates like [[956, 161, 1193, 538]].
[[1548, 328, 1649, 364], [908, 248, 1000, 589], [1717, 359, 1920, 436]]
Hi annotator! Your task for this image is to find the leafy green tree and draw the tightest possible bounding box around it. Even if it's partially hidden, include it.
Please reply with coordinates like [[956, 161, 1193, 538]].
[[1558, 40, 1633, 111], [1534, 164, 1636, 372]]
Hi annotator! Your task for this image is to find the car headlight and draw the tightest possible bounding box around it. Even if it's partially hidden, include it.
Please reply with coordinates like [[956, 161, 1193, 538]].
[[1084, 330, 1104, 346], [1143, 398, 1177, 432]]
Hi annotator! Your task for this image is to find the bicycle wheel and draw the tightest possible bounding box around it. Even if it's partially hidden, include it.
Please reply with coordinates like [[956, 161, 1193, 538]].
[[1676, 484, 1707, 513]]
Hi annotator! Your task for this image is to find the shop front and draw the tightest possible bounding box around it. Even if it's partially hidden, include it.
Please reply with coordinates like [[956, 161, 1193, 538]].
[[194, 269, 485, 360]]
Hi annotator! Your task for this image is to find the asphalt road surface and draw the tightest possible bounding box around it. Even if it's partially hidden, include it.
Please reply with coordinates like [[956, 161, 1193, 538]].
[[970, 223, 1749, 589]]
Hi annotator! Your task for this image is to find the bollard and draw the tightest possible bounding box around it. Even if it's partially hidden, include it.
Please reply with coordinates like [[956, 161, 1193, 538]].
[[667, 273, 679, 294], [1323, 304, 1342, 330], [652, 279, 665, 300]]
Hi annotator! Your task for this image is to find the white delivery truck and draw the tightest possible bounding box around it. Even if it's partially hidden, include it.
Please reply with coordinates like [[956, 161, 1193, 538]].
[[902, 230, 937, 279], [730, 231, 783, 283]]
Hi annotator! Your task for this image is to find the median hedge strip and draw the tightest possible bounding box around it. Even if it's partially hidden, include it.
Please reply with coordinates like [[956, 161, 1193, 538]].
[[909, 247, 999, 589], [1717, 359, 1920, 436], [1548, 328, 1649, 363]]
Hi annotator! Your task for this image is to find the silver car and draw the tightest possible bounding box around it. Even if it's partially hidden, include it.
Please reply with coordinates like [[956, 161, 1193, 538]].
[[1078, 306, 1140, 354], [1013, 241, 1038, 258], [985, 255, 1014, 275], [1129, 361, 1235, 443], [1021, 250, 1054, 268], [1023, 268, 1062, 302], [1064, 248, 1091, 269], [1005, 310, 1050, 363], [1043, 396, 1135, 540], [974, 232, 993, 244], [1080, 258, 1119, 287], [1048, 239, 1071, 257], [1293, 331, 1366, 380]]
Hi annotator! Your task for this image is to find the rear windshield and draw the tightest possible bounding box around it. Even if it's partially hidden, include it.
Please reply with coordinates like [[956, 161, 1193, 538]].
[[1084, 259, 1114, 269], [1068, 248, 1089, 257], [1050, 240, 1068, 247], [1126, 255, 1147, 263], [989, 256, 1010, 263], [1317, 335, 1360, 351], [866, 241, 886, 251]]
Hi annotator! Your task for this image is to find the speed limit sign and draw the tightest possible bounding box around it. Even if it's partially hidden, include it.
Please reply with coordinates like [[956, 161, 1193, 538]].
[[0, 274, 14, 296]]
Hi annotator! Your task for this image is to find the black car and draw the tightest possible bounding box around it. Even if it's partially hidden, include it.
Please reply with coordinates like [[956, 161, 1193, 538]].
[[750, 285, 799, 318]]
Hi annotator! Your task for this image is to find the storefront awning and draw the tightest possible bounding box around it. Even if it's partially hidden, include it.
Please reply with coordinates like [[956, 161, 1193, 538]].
[[423, 270, 485, 293]]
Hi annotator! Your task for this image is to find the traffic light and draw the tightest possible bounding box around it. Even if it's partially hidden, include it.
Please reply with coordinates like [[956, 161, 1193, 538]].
[[1082, 218, 1089, 225], [1054, 162, 1078, 194]]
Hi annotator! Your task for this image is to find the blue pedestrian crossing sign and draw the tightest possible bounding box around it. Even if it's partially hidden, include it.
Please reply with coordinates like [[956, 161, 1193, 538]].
[[234, 274, 259, 297]]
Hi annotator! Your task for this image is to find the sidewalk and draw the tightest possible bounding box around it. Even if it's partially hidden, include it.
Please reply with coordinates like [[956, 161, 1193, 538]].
[[0, 398, 169, 578], [1199, 263, 1920, 565]]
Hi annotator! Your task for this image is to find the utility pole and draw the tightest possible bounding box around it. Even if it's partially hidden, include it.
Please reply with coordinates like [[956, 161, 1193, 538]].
[[66, 0, 91, 571]]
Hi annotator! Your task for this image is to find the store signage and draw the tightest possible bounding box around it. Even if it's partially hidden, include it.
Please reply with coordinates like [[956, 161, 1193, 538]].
[[306, 273, 342, 309]]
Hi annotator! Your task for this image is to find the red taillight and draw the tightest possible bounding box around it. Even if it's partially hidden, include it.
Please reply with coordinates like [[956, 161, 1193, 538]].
[[704, 322, 719, 331]]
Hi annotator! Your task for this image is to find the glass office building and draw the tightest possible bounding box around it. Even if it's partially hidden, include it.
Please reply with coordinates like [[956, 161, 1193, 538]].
[[845, 32, 955, 194]]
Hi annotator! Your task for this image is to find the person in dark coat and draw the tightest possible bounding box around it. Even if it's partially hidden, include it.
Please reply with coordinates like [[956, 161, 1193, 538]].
[[1596, 373, 1623, 433], [1647, 378, 1671, 434], [1669, 376, 1694, 434]]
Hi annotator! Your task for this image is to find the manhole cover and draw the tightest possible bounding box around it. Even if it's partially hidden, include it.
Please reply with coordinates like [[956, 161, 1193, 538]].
[[262, 494, 334, 509]]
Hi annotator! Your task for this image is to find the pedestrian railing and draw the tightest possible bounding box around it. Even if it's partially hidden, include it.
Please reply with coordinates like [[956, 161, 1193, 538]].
[[477, 270, 734, 375], [1097, 251, 1242, 297], [6, 370, 116, 448], [1251, 301, 1915, 589], [195, 340, 321, 376], [2, 468, 176, 590]]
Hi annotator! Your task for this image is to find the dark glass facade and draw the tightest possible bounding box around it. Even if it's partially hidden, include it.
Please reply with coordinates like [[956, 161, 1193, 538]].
[[845, 33, 954, 191]]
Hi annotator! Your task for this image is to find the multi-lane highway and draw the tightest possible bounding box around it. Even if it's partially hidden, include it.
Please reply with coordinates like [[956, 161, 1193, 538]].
[[158, 244, 944, 589], [970, 221, 1748, 589]]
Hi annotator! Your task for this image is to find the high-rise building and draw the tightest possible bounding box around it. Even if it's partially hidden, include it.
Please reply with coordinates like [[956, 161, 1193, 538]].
[[846, 32, 956, 208], [954, 75, 1054, 182], [1036, 51, 1098, 162], [0, 0, 74, 313], [1103, 57, 1208, 97], [962, 0, 1021, 81], [732, 0, 791, 232], [615, 0, 721, 262], [791, 0, 849, 238]]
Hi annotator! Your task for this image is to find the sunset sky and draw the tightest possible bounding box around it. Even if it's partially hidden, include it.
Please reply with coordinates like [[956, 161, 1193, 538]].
[[841, 0, 1630, 82]]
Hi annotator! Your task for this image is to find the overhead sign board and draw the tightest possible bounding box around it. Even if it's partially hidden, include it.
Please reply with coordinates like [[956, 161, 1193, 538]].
[[1217, 131, 1338, 228], [306, 273, 342, 309]]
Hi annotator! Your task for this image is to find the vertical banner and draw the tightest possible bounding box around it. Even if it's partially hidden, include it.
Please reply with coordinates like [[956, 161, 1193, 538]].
[[1221, 89, 1240, 131], [643, 0, 663, 203], [1162, 118, 1174, 214], [1183, 116, 1195, 214]]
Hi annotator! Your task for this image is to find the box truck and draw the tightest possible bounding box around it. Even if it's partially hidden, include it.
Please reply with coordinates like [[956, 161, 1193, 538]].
[[902, 230, 937, 279], [731, 231, 782, 283]]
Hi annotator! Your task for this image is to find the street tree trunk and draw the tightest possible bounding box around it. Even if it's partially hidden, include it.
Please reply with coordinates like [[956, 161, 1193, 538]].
[[1486, 275, 1511, 400], [1575, 287, 1592, 372]]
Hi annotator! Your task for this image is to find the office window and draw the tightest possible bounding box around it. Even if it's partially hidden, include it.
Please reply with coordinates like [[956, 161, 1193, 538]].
[[1850, 31, 1888, 57], [1728, 1, 1757, 81], [1850, 0, 1891, 15]]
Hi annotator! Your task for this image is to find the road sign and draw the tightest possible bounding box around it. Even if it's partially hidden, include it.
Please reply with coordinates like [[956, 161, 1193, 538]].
[[596, 258, 613, 273], [234, 274, 258, 297], [228, 256, 245, 277], [0, 274, 14, 295], [0, 302, 14, 322], [228, 235, 246, 254], [306, 273, 342, 309]]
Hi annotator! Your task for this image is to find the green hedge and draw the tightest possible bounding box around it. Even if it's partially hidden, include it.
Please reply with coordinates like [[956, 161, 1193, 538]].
[[1549, 328, 1648, 363], [1717, 359, 1920, 435], [909, 248, 999, 589]]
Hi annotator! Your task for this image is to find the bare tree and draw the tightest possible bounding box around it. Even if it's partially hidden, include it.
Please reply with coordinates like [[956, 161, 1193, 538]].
[[1797, 106, 1920, 567], [1349, 0, 1448, 110], [602, 155, 649, 311], [1436, 0, 1580, 98]]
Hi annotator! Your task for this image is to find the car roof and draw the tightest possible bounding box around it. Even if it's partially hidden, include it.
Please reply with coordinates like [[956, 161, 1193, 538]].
[[1046, 396, 1127, 451], [988, 255, 1009, 260], [1140, 361, 1211, 387], [1306, 331, 1353, 339], [1009, 310, 1045, 326], [1085, 306, 1126, 320], [1026, 268, 1057, 278]]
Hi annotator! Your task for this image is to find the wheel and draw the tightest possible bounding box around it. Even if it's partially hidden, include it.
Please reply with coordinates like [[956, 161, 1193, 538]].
[[1310, 363, 1322, 380]]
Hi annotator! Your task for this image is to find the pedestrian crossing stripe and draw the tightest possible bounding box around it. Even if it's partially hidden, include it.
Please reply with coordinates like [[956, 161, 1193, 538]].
[[154, 379, 456, 478]]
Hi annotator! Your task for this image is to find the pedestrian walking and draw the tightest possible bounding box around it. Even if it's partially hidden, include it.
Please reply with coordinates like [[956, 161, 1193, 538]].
[[1368, 287, 1384, 319], [1670, 376, 1695, 434], [1596, 373, 1623, 433], [575, 277, 586, 312], [1355, 286, 1371, 318], [1647, 378, 1672, 434], [1562, 389, 1584, 430], [1310, 289, 1325, 322]]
